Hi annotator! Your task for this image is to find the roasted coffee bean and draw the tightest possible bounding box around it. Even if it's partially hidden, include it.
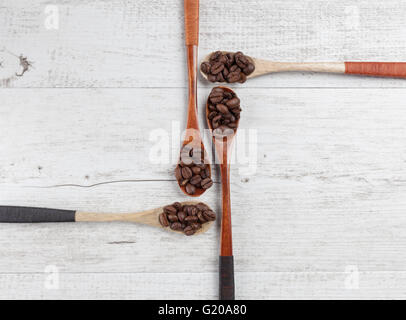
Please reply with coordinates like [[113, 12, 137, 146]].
[[208, 111, 217, 119], [170, 222, 183, 231], [210, 51, 222, 61], [229, 65, 241, 73], [235, 53, 249, 69], [216, 104, 229, 114], [174, 166, 182, 181], [243, 63, 255, 75], [177, 211, 186, 222], [183, 226, 195, 236], [200, 169, 207, 179], [226, 97, 240, 108], [208, 104, 217, 111], [226, 52, 235, 62], [201, 178, 213, 189], [203, 210, 216, 221], [191, 166, 201, 175], [185, 215, 198, 223], [167, 214, 178, 222], [159, 202, 216, 235], [164, 205, 177, 215], [185, 183, 196, 195], [209, 93, 223, 104], [211, 87, 224, 94], [159, 213, 169, 227], [200, 62, 211, 74], [201, 51, 254, 83], [227, 71, 241, 83], [181, 167, 193, 179], [190, 175, 202, 185], [180, 179, 189, 186], [197, 211, 207, 223], [211, 61, 224, 75], [218, 54, 227, 64], [212, 114, 222, 123], [216, 72, 225, 82], [196, 202, 210, 211], [189, 206, 198, 216], [239, 73, 247, 83]]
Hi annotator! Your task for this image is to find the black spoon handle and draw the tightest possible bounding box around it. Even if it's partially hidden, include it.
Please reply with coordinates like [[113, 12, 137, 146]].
[[219, 255, 235, 300], [0, 206, 76, 223]]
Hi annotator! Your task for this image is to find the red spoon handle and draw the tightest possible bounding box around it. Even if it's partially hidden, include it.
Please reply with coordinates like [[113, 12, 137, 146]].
[[345, 62, 406, 78], [184, 0, 199, 46]]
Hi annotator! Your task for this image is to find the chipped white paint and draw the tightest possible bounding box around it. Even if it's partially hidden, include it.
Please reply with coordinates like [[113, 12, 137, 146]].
[[1, 0, 406, 299]]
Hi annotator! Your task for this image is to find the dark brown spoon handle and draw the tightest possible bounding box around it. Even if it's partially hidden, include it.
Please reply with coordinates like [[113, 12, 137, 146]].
[[219, 145, 235, 300]]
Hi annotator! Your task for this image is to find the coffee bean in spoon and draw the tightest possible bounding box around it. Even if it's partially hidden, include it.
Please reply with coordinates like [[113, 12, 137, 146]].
[[201, 51, 255, 84], [175, 145, 213, 195], [159, 202, 216, 236], [207, 87, 241, 136]]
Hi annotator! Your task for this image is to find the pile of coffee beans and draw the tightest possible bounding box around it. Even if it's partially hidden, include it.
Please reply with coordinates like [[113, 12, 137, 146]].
[[175, 145, 213, 195], [159, 202, 216, 236], [207, 87, 241, 134], [201, 51, 255, 84]]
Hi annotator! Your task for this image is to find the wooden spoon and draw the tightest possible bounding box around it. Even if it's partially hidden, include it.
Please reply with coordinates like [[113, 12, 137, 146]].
[[201, 51, 406, 81], [177, 0, 211, 197], [206, 86, 239, 300], [0, 201, 214, 236]]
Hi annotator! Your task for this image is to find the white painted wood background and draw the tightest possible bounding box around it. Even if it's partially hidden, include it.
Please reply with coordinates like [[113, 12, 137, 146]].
[[1, 0, 406, 299]]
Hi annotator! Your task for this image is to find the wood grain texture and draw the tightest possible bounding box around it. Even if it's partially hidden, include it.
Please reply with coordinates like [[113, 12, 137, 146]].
[[1, 0, 406, 299], [1, 271, 406, 300], [1, 0, 406, 88], [1, 88, 406, 299]]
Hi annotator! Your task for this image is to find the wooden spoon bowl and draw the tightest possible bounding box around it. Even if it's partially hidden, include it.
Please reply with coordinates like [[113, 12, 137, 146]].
[[206, 86, 240, 137], [201, 51, 406, 82], [176, 136, 212, 198], [200, 51, 257, 82]]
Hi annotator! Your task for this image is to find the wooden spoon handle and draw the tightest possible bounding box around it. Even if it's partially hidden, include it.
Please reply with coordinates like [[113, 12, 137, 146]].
[[0, 206, 155, 224], [219, 152, 235, 299], [0, 206, 75, 222], [184, 0, 199, 46], [220, 163, 233, 256], [219, 255, 235, 300], [345, 62, 406, 78]]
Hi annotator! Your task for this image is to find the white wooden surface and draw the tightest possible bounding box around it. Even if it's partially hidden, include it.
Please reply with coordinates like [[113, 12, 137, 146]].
[[1, 0, 406, 299]]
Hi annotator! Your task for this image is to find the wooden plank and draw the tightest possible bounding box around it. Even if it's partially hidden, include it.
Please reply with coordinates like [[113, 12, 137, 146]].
[[0, 271, 405, 299], [1, 0, 406, 88], [1, 88, 406, 276]]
